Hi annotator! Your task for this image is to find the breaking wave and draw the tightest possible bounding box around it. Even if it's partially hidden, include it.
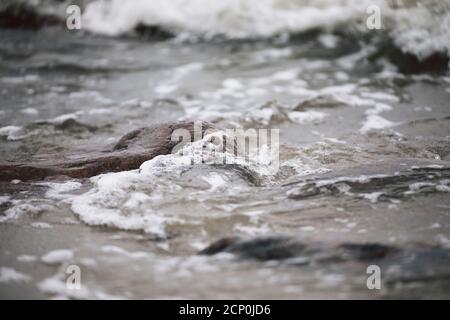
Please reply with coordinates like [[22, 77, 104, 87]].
[[80, 0, 450, 62], [67, 133, 291, 236]]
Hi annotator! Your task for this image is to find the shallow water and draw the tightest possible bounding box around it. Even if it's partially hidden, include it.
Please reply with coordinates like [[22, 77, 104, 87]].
[[1, 0, 450, 299]]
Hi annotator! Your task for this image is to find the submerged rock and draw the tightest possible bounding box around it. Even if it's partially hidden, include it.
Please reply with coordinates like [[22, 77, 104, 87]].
[[0, 3, 61, 30], [369, 39, 450, 74], [134, 23, 175, 40], [0, 121, 218, 181], [201, 236, 450, 291], [200, 236, 398, 262], [388, 50, 449, 74], [285, 159, 450, 202]]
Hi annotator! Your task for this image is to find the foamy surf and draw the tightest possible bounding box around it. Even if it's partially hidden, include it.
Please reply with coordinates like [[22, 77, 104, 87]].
[[81, 0, 450, 63], [82, 0, 363, 38], [66, 134, 289, 236]]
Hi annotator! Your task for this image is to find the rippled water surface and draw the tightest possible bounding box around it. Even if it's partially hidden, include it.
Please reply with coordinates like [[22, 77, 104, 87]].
[[1, 0, 450, 299]]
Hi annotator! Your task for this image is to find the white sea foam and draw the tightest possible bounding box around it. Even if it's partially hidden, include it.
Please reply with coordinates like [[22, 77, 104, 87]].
[[0, 195, 10, 206], [17, 255, 38, 263], [37, 275, 123, 299], [201, 172, 228, 191], [83, 0, 363, 38], [47, 112, 82, 125], [41, 249, 74, 265], [0, 267, 31, 283], [233, 223, 272, 236], [153, 62, 203, 96], [360, 101, 395, 133], [0, 201, 53, 223], [100, 245, 150, 259], [288, 110, 327, 124], [389, 2, 450, 61], [360, 114, 395, 133], [82, 0, 450, 63], [21, 108, 39, 116], [31, 222, 53, 229], [0, 126, 23, 141], [37, 181, 82, 200], [62, 134, 282, 236], [361, 192, 384, 203], [1, 75, 39, 84]]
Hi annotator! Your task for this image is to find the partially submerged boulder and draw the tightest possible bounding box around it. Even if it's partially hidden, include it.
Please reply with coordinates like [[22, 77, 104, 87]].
[[0, 3, 61, 30], [0, 121, 218, 181], [199, 236, 398, 262]]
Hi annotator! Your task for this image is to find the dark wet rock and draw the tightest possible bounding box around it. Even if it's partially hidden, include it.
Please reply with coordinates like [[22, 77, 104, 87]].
[[200, 237, 241, 255], [285, 159, 450, 202], [0, 121, 218, 181], [332, 28, 450, 75], [293, 95, 347, 111], [52, 118, 98, 133], [388, 50, 449, 74], [0, 164, 59, 182], [424, 141, 450, 162], [200, 236, 398, 263], [382, 247, 450, 285], [134, 24, 175, 40], [337, 243, 397, 261], [0, 3, 61, 30], [370, 41, 449, 74], [201, 236, 450, 294]]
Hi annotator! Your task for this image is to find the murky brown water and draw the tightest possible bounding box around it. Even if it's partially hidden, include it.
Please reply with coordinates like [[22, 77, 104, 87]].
[[1, 0, 450, 299]]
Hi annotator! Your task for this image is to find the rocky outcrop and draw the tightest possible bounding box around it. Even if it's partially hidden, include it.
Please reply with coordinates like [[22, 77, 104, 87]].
[[0, 121, 218, 181], [0, 3, 61, 30]]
